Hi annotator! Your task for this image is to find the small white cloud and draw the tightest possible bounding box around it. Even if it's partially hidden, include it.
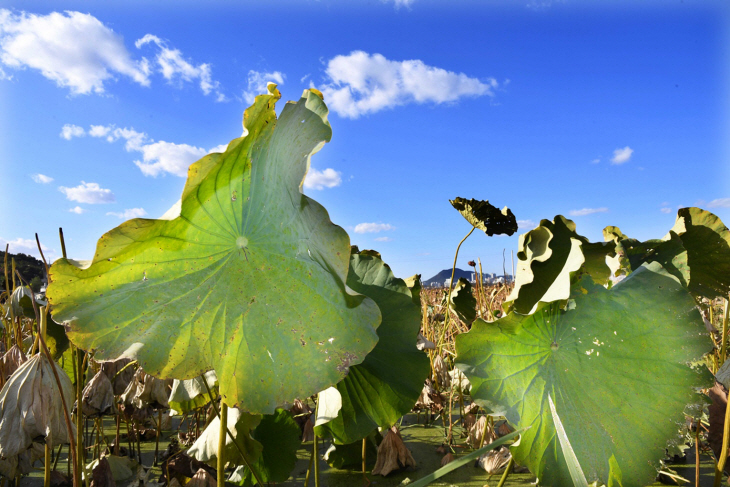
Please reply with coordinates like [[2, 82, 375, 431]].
[[69, 206, 86, 214], [300, 73, 310, 83], [106, 208, 147, 219], [88, 125, 111, 137], [60, 124, 85, 140], [517, 219, 536, 230], [31, 173, 53, 184], [660, 207, 672, 214], [319, 51, 497, 118], [354, 222, 394, 234], [708, 198, 730, 209], [383, 0, 416, 7], [0, 10, 150, 94], [59, 181, 115, 204], [134, 140, 207, 177], [243, 70, 285, 104], [569, 207, 608, 217], [0, 236, 53, 260], [590, 158, 600, 164], [611, 146, 634, 165], [374, 236, 392, 242], [208, 143, 228, 154], [304, 168, 342, 190], [135, 34, 225, 100]]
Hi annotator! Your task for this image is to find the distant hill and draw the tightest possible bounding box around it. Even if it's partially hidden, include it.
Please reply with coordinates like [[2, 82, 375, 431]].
[[0, 252, 46, 292], [423, 268, 473, 287]]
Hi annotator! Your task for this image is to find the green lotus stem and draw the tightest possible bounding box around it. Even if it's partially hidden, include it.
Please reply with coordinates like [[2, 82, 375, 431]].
[[314, 395, 320, 487], [53, 444, 62, 471], [113, 360, 138, 381], [439, 226, 475, 351], [407, 429, 524, 487], [696, 420, 701, 487], [154, 409, 162, 466], [721, 297, 729, 364], [201, 377, 263, 486], [76, 345, 85, 478], [496, 457, 513, 487], [713, 387, 730, 486], [217, 403, 227, 487], [361, 437, 366, 477], [304, 442, 315, 486], [59, 227, 68, 260]]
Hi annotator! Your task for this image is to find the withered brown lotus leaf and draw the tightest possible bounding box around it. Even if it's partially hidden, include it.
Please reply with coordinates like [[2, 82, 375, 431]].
[[371, 426, 416, 476], [82, 370, 115, 417]]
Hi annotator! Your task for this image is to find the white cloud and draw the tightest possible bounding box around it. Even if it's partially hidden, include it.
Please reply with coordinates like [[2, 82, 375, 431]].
[[611, 146, 634, 165], [517, 219, 536, 230], [318, 51, 497, 118], [69, 206, 86, 214], [708, 198, 730, 209], [31, 173, 53, 184], [303, 168, 342, 190], [569, 207, 608, 217], [88, 125, 111, 137], [660, 207, 672, 214], [136, 34, 225, 100], [0, 9, 150, 94], [390, 0, 416, 7], [106, 208, 147, 219], [243, 70, 285, 104], [208, 143, 228, 154], [374, 236, 392, 242], [0, 236, 53, 260], [60, 124, 85, 140], [354, 222, 394, 234], [59, 181, 115, 204], [590, 158, 600, 164]]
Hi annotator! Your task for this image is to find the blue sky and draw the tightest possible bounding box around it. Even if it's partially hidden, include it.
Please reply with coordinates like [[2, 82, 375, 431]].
[[1, 0, 728, 281]]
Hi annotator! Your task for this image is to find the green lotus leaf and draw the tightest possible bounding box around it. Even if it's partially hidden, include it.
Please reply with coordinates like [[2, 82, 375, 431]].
[[449, 197, 518, 236], [455, 262, 711, 486], [45, 316, 70, 361], [236, 408, 300, 485], [315, 252, 429, 443], [505, 216, 614, 315], [46, 86, 381, 413], [448, 278, 476, 324], [187, 407, 262, 466], [323, 429, 381, 470], [403, 274, 422, 309]]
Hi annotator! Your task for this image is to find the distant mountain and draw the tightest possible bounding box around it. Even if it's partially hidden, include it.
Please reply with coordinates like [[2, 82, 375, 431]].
[[0, 252, 46, 292], [423, 268, 473, 287]]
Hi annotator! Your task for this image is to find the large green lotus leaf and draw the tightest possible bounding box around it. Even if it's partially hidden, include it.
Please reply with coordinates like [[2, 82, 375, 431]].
[[448, 277, 476, 324], [455, 262, 711, 486], [46, 86, 381, 413], [449, 197, 518, 236], [315, 252, 430, 443], [238, 408, 300, 485], [504, 216, 614, 315]]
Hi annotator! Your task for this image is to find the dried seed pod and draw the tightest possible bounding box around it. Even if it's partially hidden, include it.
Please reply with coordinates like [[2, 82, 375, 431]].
[[1, 344, 27, 382], [81, 370, 115, 417], [371, 426, 416, 477], [0, 353, 75, 459]]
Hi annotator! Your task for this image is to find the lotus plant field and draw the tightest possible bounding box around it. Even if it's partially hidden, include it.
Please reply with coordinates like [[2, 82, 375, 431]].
[[2, 85, 730, 487]]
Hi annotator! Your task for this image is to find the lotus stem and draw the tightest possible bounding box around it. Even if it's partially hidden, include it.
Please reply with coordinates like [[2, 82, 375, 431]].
[[496, 457, 514, 487], [697, 419, 701, 487], [217, 403, 227, 487], [201, 377, 263, 485], [439, 226, 475, 352], [44, 442, 51, 487], [314, 395, 320, 487], [154, 409, 162, 466], [76, 345, 85, 478], [362, 437, 366, 478], [304, 441, 315, 486], [713, 385, 730, 486], [114, 415, 120, 456], [59, 228, 68, 260], [721, 297, 729, 364], [53, 444, 63, 471]]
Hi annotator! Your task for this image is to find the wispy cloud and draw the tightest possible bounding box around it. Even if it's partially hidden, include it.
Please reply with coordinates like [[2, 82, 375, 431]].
[[383, 0, 416, 8], [59, 181, 115, 204], [31, 173, 53, 184], [318, 51, 497, 118], [660, 207, 672, 214], [69, 206, 86, 214], [354, 222, 394, 234], [0, 9, 150, 94], [60, 124, 85, 140], [708, 198, 730, 209], [243, 70, 285, 104], [107, 208, 147, 219], [611, 146, 634, 165], [590, 158, 600, 164], [0, 236, 54, 260], [303, 168, 342, 190], [135, 34, 225, 101], [374, 236, 392, 242], [569, 207, 608, 217], [517, 219, 536, 230]]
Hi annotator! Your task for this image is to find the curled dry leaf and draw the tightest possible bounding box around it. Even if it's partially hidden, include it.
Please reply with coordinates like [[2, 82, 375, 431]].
[[476, 447, 511, 474], [449, 367, 471, 393], [0, 443, 44, 479], [289, 398, 313, 440], [0, 353, 75, 458], [441, 452, 455, 466], [81, 370, 115, 417], [90, 457, 116, 487], [414, 380, 442, 413], [100, 358, 135, 395], [120, 368, 171, 410], [416, 332, 435, 351], [432, 355, 450, 390], [302, 417, 314, 442], [186, 468, 216, 487], [371, 426, 416, 477], [1, 344, 27, 382], [461, 403, 480, 432], [467, 416, 496, 449]]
